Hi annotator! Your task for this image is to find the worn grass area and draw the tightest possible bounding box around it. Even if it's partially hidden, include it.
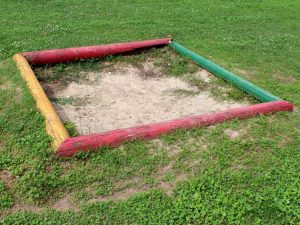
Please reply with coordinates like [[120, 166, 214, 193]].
[[0, 0, 300, 224]]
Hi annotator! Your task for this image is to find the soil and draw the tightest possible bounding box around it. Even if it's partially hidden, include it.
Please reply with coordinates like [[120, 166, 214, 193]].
[[52, 195, 79, 212], [0, 170, 14, 187], [224, 129, 242, 139]]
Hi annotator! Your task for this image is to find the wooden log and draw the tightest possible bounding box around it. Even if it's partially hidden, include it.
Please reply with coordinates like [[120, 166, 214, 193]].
[[13, 54, 70, 150], [56, 100, 293, 157], [21, 38, 172, 65]]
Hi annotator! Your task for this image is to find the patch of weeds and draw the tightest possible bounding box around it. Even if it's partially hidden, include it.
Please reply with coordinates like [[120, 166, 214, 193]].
[[184, 76, 208, 90], [34, 65, 64, 83], [64, 121, 79, 137], [103, 52, 143, 68], [50, 96, 75, 105], [158, 49, 199, 77], [143, 176, 156, 186], [171, 88, 198, 97], [210, 78, 257, 103], [16, 161, 62, 203], [160, 129, 188, 145], [162, 172, 175, 182], [73, 191, 90, 202], [35, 59, 102, 84], [0, 180, 14, 210], [95, 182, 113, 196], [173, 148, 197, 172]]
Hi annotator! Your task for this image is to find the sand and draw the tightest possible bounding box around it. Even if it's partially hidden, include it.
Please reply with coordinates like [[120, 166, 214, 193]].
[[49, 62, 247, 134]]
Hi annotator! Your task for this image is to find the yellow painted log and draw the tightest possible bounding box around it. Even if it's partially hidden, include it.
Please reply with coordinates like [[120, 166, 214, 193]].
[[13, 54, 70, 150]]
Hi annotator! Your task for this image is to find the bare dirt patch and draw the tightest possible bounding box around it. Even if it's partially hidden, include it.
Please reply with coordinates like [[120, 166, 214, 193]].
[[0, 82, 23, 103], [88, 187, 149, 203], [0, 170, 14, 187], [42, 61, 247, 135], [224, 129, 244, 140], [0, 82, 13, 90], [87, 171, 187, 203], [233, 68, 254, 76], [274, 74, 297, 84], [10, 195, 79, 214], [52, 195, 79, 212], [11, 204, 44, 214]]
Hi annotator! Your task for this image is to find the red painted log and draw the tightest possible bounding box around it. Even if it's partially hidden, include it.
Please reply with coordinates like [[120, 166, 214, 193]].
[[21, 38, 172, 65], [56, 100, 293, 157]]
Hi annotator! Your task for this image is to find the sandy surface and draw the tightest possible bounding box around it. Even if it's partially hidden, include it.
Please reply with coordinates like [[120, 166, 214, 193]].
[[50, 62, 247, 134]]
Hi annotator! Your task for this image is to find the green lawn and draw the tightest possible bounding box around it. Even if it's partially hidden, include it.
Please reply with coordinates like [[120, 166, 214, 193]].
[[0, 0, 300, 224]]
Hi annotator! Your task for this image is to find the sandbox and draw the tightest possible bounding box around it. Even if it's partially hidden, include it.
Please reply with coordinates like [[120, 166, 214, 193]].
[[13, 38, 293, 157]]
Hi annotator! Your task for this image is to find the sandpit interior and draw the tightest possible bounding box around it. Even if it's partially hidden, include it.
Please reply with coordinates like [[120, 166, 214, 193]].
[[36, 49, 251, 135]]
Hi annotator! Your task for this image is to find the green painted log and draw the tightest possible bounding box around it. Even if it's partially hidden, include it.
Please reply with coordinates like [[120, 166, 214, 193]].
[[170, 41, 280, 102]]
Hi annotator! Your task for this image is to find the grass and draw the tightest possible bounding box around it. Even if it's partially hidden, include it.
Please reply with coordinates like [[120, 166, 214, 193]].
[[0, 0, 300, 224]]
